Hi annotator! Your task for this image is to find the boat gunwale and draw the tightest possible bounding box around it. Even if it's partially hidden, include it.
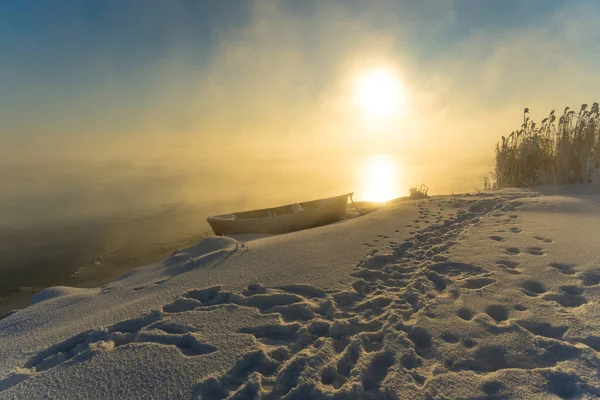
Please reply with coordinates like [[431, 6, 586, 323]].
[[207, 192, 353, 222]]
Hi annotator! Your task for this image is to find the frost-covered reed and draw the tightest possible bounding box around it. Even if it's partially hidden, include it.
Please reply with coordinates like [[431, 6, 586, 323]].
[[494, 103, 600, 187]]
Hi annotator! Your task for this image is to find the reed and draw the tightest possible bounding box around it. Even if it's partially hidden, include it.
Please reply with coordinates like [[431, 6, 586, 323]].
[[494, 103, 600, 187], [409, 184, 429, 199]]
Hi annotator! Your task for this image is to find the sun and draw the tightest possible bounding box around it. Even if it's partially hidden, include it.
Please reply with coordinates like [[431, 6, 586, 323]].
[[359, 154, 402, 203], [355, 68, 405, 117]]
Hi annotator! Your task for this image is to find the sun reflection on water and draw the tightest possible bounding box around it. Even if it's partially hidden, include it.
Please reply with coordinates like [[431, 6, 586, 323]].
[[357, 154, 404, 203]]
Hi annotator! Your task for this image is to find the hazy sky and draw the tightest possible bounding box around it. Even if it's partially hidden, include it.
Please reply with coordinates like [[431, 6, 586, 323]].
[[1, 0, 600, 167]]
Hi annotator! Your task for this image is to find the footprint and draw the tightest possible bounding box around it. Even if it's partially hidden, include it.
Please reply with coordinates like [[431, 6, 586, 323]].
[[457, 308, 474, 321], [520, 281, 547, 296], [496, 260, 520, 269], [516, 321, 568, 339], [429, 262, 484, 277], [544, 370, 582, 400], [581, 270, 600, 286], [361, 351, 395, 392], [441, 333, 460, 343], [525, 247, 545, 256], [542, 288, 587, 307], [407, 327, 433, 356], [504, 247, 521, 255], [482, 381, 504, 396], [409, 371, 426, 386], [559, 285, 583, 296], [535, 236, 553, 243], [510, 227, 522, 233], [19, 313, 213, 377], [485, 305, 509, 322], [549, 263, 576, 275], [462, 278, 496, 289], [400, 352, 422, 370], [489, 236, 505, 242]]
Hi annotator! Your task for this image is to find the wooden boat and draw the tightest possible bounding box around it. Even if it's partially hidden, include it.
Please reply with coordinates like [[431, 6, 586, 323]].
[[207, 193, 353, 236]]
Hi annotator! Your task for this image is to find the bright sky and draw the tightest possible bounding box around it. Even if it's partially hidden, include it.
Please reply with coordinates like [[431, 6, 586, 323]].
[[1, 0, 599, 175]]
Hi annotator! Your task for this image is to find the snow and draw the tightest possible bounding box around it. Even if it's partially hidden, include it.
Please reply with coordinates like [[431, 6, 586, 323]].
[[1, 187, 600, 398], [29, 286, 95, 306]]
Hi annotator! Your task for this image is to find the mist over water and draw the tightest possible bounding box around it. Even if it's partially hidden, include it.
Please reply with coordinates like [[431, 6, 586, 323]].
[[0, 154, 489, 231], [0, 146, 488, 309]]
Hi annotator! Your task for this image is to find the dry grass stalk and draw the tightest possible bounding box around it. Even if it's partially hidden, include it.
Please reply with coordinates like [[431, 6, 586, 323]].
[[409, 184, 429, 199], [494, 103, 600, 188]]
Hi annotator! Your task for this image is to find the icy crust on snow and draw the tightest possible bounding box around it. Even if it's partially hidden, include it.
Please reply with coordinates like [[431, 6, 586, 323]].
[[2, 188, 600, 399]]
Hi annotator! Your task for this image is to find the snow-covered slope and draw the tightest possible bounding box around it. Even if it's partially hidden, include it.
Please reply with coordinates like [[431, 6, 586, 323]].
[[1, 188, 600, 399]]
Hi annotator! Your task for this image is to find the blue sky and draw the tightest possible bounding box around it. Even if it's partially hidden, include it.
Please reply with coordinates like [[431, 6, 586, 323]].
[[1, 0, 599, 161]]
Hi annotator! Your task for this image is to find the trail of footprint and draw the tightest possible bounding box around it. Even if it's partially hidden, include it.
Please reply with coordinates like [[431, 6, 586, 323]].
[[7, 192, 571, 398]]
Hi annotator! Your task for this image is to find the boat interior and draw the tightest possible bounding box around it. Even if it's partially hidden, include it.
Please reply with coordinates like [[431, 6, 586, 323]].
[[233, 197, 338, 219]]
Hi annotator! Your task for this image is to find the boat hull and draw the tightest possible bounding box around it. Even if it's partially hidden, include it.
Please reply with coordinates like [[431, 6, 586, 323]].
[[207, 193, 351, 236]]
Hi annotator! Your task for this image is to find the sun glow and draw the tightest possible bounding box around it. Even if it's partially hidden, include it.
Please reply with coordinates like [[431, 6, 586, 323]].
[[355, 68, 405, 118], [359, 154, 403, 203]]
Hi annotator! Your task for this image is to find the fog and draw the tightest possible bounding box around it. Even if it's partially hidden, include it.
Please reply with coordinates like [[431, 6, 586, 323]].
[[2, 0, 599, 229]]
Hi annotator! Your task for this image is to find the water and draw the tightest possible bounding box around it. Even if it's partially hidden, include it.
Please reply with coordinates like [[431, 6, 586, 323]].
[[0, 154, 488, 307]]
